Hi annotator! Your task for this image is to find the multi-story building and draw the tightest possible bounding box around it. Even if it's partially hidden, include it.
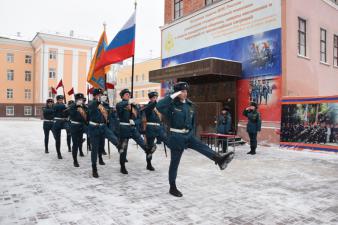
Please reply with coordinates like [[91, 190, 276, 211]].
[[0, 32, 96, 117], [115, 58, 161, 104], [150, 0, 338, 152]]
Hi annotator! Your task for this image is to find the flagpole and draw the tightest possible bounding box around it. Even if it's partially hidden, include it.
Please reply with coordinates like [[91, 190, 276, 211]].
[[131, 0, 137, 98], [62, 84, 67, 104]]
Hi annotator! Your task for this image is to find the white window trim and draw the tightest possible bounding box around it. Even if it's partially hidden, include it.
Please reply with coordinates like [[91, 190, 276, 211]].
[[24, 106, 32, 116], [7, 89, 13, 99], [6, 106, 14, 116]]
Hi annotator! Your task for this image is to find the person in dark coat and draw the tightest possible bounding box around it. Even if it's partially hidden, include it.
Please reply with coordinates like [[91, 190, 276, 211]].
[[143, 91, 169, 171], [156, 82, 235, 197], [42, 98, 55, 154], [69, 93, 88, 167], [216, 106, 232, 134], [243, 102, 262, 155]]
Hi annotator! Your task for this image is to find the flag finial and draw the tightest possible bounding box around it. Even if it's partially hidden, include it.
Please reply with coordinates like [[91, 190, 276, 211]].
[[103, 22, 107, 31], [134, 0, 137, 9]]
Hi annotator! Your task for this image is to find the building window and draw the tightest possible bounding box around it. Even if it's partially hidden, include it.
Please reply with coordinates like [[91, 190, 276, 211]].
[[320, 28, 327, 63], [7, 89, 13, 99], [136, 75, 139, 82], [24, 106, 32, 116], [334, 35, 338, 67], [174, 0, 183, 20], [7, 70, 14, 81], [6, 106, 14, 116], [49, 50, 57, 60], [24, 89, 32, 99], [35, 107, 42, 116], [25, 55, 32, 64], [25, 71, 32, 81], [205, 0, 220, 5], [7, 53, 14, 63], [49, 68, 56, 79], [48, 87, 56, 98], [298, 17, 306, 56]]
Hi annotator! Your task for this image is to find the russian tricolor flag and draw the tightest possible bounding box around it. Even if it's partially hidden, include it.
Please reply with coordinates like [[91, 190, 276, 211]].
[[95, 12, 136, 71]]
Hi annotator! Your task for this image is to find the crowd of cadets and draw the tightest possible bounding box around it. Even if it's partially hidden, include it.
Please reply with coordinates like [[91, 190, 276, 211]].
[[42, 82, 265, 197]]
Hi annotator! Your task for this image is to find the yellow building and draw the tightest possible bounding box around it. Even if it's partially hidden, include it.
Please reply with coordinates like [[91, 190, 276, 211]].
[[115, 58, 161, 104], [0, 32, 96, 117]]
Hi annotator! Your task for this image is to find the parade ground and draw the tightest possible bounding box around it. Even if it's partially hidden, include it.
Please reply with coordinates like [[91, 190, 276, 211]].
[[0, 119, 338, 225]]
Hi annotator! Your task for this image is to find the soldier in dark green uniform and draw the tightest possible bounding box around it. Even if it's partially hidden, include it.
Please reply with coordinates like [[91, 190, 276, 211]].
[[88, 88, 119, 178], [216, 106, 232, 134], [243, 102, 262, 155], [42, 98, 55, 154], [156, 82, 235, 197], [52, 95, 70, 159], [143, 91, 168, 171], [116, 89, 155, 175], [69, 93, 87, 167]]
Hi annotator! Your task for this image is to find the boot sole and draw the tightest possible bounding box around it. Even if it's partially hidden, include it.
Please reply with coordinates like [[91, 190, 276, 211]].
[[219, 152, 235, 170]]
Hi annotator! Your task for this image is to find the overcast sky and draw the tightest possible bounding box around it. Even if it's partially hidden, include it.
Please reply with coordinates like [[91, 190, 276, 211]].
[[0, 0, 164, 61]]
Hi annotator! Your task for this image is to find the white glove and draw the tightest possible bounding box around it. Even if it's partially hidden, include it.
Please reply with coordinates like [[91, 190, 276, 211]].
[[170, 91, 182, 99], [129, 119, 135, 125], [129, 98, 135, 104]]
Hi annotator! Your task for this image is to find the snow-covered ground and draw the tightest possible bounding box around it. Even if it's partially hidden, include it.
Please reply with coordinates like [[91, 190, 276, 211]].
[[0, 120, 338, 225]]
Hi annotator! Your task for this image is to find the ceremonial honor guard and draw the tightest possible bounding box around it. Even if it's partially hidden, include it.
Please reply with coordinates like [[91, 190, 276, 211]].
[[116, 89, 155, 175], [88, 88, 119, 178], [143, 91, 168, 171], [52, 95, 71, 159], [42, 98, 55, 154], [243, 102, 262, 155], [69, 93, 87, 167], [156, 82, 235, 197]]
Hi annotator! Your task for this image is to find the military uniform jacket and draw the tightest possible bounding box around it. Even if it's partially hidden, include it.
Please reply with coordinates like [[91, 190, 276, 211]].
[[43, 106, 54, 121], [69, 103, 88, 124], [156, 96, 195, 132], [143, 101, 164, 137], [88, 99, 107, 124], [116, 100, 137, 138], [53, 103, 69, 130], [243, 109, 262, 133], [216, 113, 231, 134]]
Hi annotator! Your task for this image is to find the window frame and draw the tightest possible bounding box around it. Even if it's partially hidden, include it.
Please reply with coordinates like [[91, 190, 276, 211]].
[[298, 17, 307, 56], [7, 69, 14, 81], [334, 34, 338, 67], [25, 55, 32, 64], [49, 50, 57, 60], [6, 53, 14, 63], [320, 28, 327, 63], [49, 68, 56, 79], [24, 106, 32, 116], [6, 106, 14, 116], [7, 89, 13, 99], [174, 0, 183, 20], [24, 89, 32, 99], [25, 71, 32, 82]]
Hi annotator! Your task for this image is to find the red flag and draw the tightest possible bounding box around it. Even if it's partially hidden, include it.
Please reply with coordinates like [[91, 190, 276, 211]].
[[87, 87, 94, 95], [67, 87, 74, 96], [105, 82, 114, 89], [51, 87, 57, 94], [56, 79, 63, 89]]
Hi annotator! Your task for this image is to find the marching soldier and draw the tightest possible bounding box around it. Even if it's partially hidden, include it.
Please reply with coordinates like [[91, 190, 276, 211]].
[[69, 93, 87, 167], [42, 98, 55, 154], [243, 102, 262, 155], [156, 82, 235, 197], [52, 95, 71, 159], [116, 89, 155, 175], [88, 88, 119, 178], [142, 91, 168, 171]]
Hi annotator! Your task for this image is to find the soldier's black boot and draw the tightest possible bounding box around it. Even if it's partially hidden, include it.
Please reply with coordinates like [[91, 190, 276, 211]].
[[169, 183, 183, 197], [102, 149, 107, 155], [247, 146, 254, 155], [73, 159, 79, 167], [99, 156, 105, 165], [45, 147, 49, 154], [79, 150, 84, 157], [214, 151, 234, 170], [251, 146, 256, 155], [145, 145, 156, 159], [146, 158, 155, 171], [57, 150, 62, 159], [120, 163, 128, 174], [92, 165, 99, 178]]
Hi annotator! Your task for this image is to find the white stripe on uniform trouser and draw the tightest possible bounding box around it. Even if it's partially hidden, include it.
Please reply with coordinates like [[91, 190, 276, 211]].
[[170, 128, 190, 134], [120, 122, 131, 126], [54, 117, 68, 121], [89, 121, 105, 126], [146, 122, 160, 126], [43, 119, 54, 122], [70, 120, 82, 125]]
